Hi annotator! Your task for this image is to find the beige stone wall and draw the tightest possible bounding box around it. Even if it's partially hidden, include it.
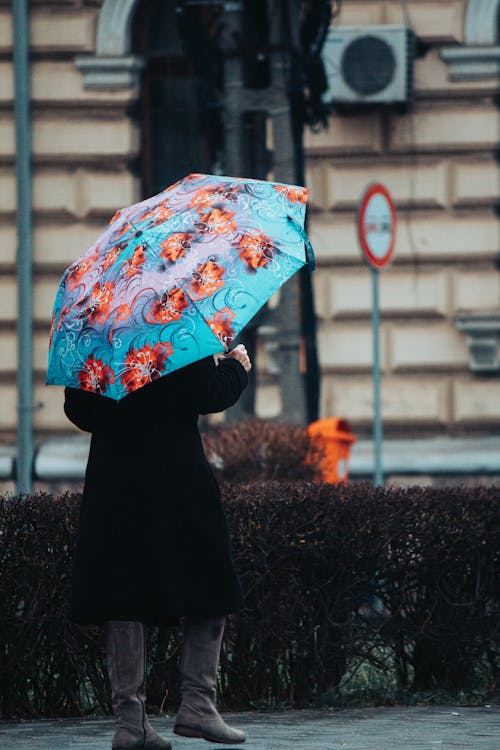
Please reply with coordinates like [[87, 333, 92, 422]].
[[1, 0, 499, 442], [288, 0, 500, 436], [0, 1, 140, 436]]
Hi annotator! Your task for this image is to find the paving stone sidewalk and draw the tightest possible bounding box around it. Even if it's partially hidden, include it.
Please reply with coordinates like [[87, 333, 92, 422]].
[[1, 706, 499, 750]]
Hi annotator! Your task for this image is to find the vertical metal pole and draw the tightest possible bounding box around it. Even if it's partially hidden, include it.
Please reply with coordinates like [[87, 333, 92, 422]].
[[371, 268, 383, 487], [268, 0, 308, 424], [13, 0, 33, 495], [220, 1, 244, 177]]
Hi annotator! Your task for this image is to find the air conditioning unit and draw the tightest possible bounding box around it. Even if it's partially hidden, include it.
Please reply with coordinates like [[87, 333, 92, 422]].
[[322, 25, 414, 105]]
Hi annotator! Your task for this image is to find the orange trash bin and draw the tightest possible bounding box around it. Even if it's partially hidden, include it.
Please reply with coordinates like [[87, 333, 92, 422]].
[[307, 418, 357, 483]]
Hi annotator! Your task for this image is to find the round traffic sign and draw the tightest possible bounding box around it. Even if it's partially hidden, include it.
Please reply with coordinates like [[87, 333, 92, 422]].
[[358, 183, 396, 269]]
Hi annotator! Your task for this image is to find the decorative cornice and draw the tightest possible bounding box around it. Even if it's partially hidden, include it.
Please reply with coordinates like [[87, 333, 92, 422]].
[[464, 0, 500, 45], [455, 313, 500, 373], [440, 0, 500, 81], [74, 0, 142, 90], [96, 0, 140, 57], [440, 45, 500, 81], [75, 55, 144, 89]]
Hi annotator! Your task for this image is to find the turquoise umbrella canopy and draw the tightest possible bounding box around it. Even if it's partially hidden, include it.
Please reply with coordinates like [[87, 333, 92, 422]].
[[47, 173, 314, 401]]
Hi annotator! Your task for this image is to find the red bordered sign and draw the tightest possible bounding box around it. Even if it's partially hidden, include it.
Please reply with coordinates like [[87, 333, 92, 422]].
[[358, 183, 396, 269]]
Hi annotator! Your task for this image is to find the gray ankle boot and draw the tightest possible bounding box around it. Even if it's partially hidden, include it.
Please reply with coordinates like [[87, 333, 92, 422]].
[[173, 616, 246, 744], [105, 621, 171, 750]]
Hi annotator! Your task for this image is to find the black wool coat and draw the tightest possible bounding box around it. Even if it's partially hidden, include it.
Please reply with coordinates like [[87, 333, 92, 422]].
[[64, 356, 248, 625]]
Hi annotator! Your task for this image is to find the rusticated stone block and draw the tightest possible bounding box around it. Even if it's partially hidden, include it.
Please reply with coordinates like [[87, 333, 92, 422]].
[[385, 1, 465, 44], [2, 116, 139, 160], [0, 172, 16, 213], [32, 62, 133, 103], [78, 171, 139, 218], [0, 385, 16, 430], [312, 270, 330, 320], [304, 114, 383, 155], [0, 332, 16, 371], [452, 160, 500, 207], [34, 384, 67, 430], [304, 162, 328, 211], [0, 11, 12, 52], [317, 323, 388, 371], [308, 217, 359, 261], [0, 329, 54, 374], [0, 117, 15, 157], [0, 224, 16, 266], [310, 214, 499, 263], [389, 107, 499, 153], [33, 223, 112, 266], [0, 63, 12, 102], [0, 62, 135, 105], [326, 161, 448, 210], [32, 117, 139, 159], [453, 379, 500, 424], [452, 271, 500, 312], [389, 323, 469, 372], [326, 271, 450, 319], [414, 52, 495, 96], [2, 168, 138, 219], [326, 376, 450, 424], [0, 277, 16, 321], [336, 2, 383, 27], [34, 330, 52, 373], [31, 10, 98, 52], [34, 278, 61, 323]]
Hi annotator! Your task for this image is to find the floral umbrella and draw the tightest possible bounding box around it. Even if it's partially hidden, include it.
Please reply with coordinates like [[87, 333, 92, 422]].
[[47, 173, 315, 401]]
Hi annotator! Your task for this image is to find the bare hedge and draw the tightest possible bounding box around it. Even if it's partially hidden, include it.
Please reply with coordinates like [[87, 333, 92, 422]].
[[201, 418, 323, 482], [1, 481, 499, 719]]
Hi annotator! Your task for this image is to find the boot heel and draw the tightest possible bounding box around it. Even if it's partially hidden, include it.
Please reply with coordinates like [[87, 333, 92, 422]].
[[173, 724, 205, 739]]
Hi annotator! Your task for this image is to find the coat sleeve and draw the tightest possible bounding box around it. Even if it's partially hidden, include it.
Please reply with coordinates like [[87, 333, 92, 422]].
[[189, 356, 248, 415], [64, 387, 118, 433]]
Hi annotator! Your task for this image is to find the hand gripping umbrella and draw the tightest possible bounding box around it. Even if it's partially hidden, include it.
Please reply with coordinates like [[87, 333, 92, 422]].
[[47, 173, 315, 401]]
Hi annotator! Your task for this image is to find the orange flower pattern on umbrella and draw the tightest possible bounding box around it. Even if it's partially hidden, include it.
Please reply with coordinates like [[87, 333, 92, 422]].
[[121, 341, 173, 393], [190, 261, 225, 300], [198, 208, 237, 235], [67, 248, 100, 290], [190, 185, 241, 211], [237, 231, 278, 270], [146, 288, 189, 324], [102, 241, 128, 271], [139, 201, 171, 226], [160, 233, 192, 263], [114, 303, 132, 323], [207, 308, 235, 348], [273, 184, 308, 204], [78, 355, 115, 395], [80, 282, 115, 325]]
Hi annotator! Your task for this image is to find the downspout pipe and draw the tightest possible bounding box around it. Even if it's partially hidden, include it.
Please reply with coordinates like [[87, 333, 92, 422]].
[[13, 0, 33, 495]]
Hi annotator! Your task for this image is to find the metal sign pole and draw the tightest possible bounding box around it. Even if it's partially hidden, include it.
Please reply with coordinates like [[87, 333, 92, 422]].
[[371, 267, 383, 487], [358, 182, 395, 488]]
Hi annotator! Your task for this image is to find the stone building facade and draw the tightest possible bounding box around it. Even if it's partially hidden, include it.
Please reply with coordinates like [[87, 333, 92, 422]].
[[1, 0, 499, 483]]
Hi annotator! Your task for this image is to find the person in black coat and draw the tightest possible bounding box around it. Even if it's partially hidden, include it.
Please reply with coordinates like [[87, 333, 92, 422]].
[[64, 346, 251, 750]]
